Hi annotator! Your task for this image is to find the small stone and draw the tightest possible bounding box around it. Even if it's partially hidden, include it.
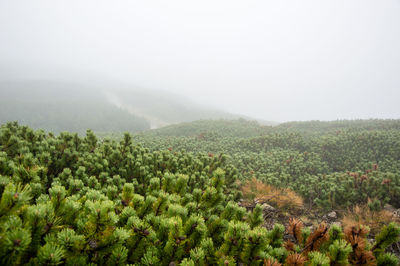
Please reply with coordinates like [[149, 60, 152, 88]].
[[262, 203, 276, 212], [89, 239, 97, 249], [384, 204, 396, 212], [327, 211, 337, 219]]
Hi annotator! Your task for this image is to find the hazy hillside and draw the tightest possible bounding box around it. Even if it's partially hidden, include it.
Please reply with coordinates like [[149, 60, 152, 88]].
[[106, 88, 245, 129], [0, 79, 250, 133], [0, 80, 150, 134], [275, 119, 400, 134], [136, 119, 400, 140]]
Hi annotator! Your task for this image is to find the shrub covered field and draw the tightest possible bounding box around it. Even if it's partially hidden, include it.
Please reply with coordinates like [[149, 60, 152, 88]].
[[0, 120, 400, 265], [135, 119, 400, 210]]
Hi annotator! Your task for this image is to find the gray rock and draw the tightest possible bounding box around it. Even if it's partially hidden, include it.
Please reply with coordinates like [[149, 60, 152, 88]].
[[262, 203, 276, 213], [322, 211, 337, 222], [262, 203, 276, 219], [384, 204, 396, 212], [327, 211, 337, 219]]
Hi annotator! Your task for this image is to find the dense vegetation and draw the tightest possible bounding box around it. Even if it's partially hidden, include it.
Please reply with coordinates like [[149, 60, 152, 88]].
[[135, 119, 400, 210], [142, 119, 271, 138], [0, 120, 399, 265]]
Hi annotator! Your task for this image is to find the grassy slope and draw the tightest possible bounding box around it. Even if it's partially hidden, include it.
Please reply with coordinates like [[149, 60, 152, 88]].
[[0, 80, 151, 134]]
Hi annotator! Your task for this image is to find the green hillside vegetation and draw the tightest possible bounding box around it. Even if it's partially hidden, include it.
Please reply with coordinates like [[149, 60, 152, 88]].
[[276, 119, 400, 134], [134, 119, 400, 210], [0, 121, 399, 265], [140, 119, 271, 138]]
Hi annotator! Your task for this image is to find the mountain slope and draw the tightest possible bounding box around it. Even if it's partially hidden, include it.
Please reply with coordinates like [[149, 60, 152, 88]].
[[104, 88, 245, 129], [0, 80, 150, 134], [0, 79, 250, 133]]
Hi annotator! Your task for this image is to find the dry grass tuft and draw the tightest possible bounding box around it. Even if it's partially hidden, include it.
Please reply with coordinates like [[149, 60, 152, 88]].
[[241, 177, 303, 210], [341, 204, 398, 235]]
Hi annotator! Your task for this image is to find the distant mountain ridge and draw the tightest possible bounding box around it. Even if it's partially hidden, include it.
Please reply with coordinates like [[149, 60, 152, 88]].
[[103, 88, 244, 129], [0, 79, 254, 133], [0, 80, 150, 134]]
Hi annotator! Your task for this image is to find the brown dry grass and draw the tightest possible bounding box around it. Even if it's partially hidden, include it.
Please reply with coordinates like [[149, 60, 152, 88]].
[[241, 177, 304, 210], [341, 204, 399, 235]]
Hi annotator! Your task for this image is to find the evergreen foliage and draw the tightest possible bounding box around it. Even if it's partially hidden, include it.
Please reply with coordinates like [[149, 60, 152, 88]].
[[134, 119, 400, 209], [0, 121, 399, 265]]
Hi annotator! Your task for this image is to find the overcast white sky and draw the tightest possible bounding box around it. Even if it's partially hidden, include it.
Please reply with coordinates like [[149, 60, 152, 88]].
[[1, 0, 399, 122]]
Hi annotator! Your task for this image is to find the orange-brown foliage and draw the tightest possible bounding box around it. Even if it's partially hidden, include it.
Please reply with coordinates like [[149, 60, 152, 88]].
[[351, 249, 376, 266], [304, 222, 329, 253], [285, 253, 306, 266], [344, 224, 376, 265], [344, 224, 369, 249], [284, 240, 295, 252], [241, 178, 303, 210], [281, 220, 380, 266], [287, 218, 304, 243], [263, 259, 282, 266]]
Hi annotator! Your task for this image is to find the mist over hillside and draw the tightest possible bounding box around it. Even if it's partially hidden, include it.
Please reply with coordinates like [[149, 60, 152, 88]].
[[0, 80, 150, 134], [104, 88, 245, 129], [0, 79, 255, 133]]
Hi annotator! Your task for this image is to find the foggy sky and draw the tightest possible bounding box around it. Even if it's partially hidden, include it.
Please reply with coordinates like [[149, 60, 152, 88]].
[[1, 0, 400, 122]]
